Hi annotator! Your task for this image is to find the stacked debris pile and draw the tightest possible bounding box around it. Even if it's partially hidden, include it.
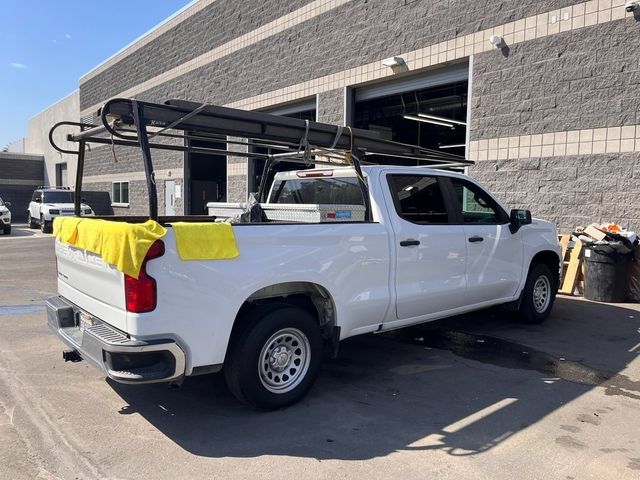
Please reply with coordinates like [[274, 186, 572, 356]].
[[574, 224, 639, 303]]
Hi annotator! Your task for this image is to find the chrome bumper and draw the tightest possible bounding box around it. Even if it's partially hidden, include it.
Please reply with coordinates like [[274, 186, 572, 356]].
[[46, 295, 185, 384]]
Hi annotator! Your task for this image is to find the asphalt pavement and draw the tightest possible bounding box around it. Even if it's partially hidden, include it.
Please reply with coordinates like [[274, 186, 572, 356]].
[[1, 226, 639, 479]]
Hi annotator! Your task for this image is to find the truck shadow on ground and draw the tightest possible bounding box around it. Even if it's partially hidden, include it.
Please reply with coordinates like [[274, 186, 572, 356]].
[[109, 297, 640, 460]]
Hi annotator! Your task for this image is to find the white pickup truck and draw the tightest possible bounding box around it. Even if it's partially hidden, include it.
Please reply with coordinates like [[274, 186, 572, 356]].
[[47, 165, 560, 409]]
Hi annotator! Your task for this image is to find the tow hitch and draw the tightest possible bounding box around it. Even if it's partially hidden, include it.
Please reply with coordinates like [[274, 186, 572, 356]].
[[62, 349, 82, 362]]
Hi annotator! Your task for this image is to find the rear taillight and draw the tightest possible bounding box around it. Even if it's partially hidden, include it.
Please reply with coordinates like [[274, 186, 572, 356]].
[[124, 240, 165, 313]]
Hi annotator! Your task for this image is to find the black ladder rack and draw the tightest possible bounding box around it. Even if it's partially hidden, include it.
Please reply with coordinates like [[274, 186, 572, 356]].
[[50, 97, 472, 221]]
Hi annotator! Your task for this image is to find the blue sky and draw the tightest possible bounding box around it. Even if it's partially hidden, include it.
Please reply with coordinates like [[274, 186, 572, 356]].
[[0, 0, 192, 149]]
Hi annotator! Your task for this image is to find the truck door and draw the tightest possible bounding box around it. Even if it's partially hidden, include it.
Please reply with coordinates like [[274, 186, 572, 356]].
[[385, 173, 467, 321], [445, 177, 523, 304]]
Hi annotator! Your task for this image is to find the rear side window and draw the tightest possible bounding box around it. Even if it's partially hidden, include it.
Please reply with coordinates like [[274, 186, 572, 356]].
[[269, 177, 364, 205], [387, 174, 449, 224], [449, 178, 508, 224]]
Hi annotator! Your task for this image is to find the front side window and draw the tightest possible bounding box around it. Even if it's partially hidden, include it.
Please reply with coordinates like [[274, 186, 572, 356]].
[[387, 174, 449, 224], [112, 182, 129, 205], [450, 178, 507, 224]]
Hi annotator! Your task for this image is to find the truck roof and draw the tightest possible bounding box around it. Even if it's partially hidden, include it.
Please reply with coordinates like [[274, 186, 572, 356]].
[[273, 165, 471, 181]]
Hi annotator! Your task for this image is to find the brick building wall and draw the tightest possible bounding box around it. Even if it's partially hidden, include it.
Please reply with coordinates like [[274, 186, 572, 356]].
[[77, 0, 640, 232]]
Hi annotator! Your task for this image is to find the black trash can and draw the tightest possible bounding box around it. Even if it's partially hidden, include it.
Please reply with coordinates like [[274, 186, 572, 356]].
[[584, 245, 632, 302]]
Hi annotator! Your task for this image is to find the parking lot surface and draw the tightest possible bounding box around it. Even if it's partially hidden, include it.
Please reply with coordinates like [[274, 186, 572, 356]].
[[1, 228, 639, 480]]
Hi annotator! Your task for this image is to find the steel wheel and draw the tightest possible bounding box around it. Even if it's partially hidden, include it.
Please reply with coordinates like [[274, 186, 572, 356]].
[[533, 274, 551, 313], [518, 262, 557, 324], [258, 328, 310, 394], [225, 304, 323, 409]]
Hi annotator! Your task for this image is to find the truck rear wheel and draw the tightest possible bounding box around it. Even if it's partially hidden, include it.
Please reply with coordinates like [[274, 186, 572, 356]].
[[224, 305, 323, 409], [28, 213, 37, 229], [518, 263, 557, 324]]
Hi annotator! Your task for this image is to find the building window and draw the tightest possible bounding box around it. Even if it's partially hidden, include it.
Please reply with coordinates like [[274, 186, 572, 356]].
[[112, 181, 129, 206]]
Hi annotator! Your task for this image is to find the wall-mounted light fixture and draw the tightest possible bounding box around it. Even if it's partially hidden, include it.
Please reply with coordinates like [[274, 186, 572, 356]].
[[382, 56, 406, 68], [489, 35, 506, 48], [625, 1, 639, 12], [403, 114, 455, 129], [438, 144, 466, 149]]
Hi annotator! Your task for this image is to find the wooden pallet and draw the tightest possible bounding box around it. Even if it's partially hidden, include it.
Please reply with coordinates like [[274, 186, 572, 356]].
[[558, 234, 584, 296]]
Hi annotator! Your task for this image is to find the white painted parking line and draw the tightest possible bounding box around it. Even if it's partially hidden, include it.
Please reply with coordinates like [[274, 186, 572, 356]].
[[0, 228, 52, 240]]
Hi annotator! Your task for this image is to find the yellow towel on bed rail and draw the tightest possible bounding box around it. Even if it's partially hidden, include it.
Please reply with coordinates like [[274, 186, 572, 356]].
[[53, 217, 167, 279], [170, 222, 239, 260]]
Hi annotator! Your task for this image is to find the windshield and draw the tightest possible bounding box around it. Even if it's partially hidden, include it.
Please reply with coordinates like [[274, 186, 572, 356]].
[[42, 191, 74, 203], [269, 177, 364, 205]]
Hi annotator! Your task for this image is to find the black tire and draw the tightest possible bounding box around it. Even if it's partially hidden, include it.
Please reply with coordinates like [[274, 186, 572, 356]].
[[41, 215, 52, 234], [518, 263, 557, 324], [3, 225, 10, 235], [27, 213, 37, 229], [224, 304, 323, 410]]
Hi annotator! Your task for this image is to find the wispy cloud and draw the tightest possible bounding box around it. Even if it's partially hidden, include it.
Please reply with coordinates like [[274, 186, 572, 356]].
[[65, 34, 71, 39], [10, 62, 27, 69]]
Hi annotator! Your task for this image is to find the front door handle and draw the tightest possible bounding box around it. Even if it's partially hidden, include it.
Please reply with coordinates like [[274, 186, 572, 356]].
[[468, 236, 484, 243], [400, 239, 420, 247]]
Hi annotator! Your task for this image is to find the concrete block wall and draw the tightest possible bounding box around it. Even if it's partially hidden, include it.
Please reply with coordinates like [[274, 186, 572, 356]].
[[76, 0, 640, 232], [82, 135, 183, 216], [316, 90, 344, 125], [470, 18, 640, 231]]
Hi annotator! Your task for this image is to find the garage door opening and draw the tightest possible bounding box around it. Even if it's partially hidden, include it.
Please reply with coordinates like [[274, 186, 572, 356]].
[[249, 99, 316, 196], [186, 136, 227, 214], [353, 64, 469, 164]]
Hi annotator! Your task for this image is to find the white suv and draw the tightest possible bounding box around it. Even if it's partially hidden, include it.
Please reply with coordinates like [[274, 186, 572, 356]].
[[0, 197, 11, 234], [27, 187, 94, 233]]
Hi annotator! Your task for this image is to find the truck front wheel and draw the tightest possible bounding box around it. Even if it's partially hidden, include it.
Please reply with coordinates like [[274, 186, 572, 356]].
[[518, 263, 557, 324], [224, 305, 323, 409], [41, 215, 52, 234]]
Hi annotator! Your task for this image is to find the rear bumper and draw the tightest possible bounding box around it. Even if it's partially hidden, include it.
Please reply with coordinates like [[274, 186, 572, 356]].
[[46, 295, 186, 384]]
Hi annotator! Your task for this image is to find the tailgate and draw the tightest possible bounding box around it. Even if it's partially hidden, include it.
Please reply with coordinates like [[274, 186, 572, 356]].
[[55, 241, 128, 331]]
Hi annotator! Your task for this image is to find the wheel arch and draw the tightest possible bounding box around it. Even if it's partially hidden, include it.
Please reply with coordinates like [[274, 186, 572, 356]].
[[529, 250, 561, 289], [226, 281, 338, 360]]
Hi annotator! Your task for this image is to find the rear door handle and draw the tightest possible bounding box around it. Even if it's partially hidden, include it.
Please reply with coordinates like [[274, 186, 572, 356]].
[[400, 239, 420, 247], [468, 236, 484, 243]]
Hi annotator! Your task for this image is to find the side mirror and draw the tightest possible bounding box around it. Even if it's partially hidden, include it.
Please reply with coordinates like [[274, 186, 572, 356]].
[[4, 202, 10, 207], [509, 209, 532, 234], [35, 198, 41, 203]]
